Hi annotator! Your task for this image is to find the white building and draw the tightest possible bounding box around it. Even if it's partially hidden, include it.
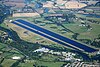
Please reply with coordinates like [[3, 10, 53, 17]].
[[34, 48, 49, 53], [12, 56, 21, 60]]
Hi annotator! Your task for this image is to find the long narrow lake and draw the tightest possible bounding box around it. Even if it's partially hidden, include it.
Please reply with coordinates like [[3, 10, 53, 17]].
[[12, 19, 98, 53]]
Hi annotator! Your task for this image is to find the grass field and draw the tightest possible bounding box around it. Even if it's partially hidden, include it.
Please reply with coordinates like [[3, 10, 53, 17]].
[[29, 17, 100, 41], [6, 18, 61, 46], [0, 47, 65, 67], [1, 59, 17, 67], [0, 6, 100, 67], [0, 22, 8, 29], [17, 53, 65, 67], [75, 14, 100, 40], [17, 60, 65, 67], [6, 15, 100, 47], [0, 58, 65, 67], [76, 14, 100, 22], [0, 42, 23, 57], [0, 42, 22, 67], [34, 61, 65, 67]]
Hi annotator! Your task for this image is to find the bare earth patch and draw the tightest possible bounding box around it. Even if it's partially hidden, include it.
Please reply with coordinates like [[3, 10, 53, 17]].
[[13, 13, 40, 17]]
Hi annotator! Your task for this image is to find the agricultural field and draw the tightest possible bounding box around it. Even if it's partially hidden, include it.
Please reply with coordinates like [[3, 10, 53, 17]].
[[0, 0, 100, 67], [0, 42, 66, 67], [6, 15, 100, 47]]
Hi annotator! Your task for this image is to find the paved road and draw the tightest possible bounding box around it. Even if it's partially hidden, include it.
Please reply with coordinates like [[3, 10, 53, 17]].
[[12, 19, 98, 53]]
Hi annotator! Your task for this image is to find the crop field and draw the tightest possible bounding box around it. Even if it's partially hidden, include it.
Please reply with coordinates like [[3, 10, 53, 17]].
[[1, 59, 17, 67], [0, 43, 23, 67], [0, 0, 100, 67], [13, 13, 40, 17], [0, 42, 65, 67]]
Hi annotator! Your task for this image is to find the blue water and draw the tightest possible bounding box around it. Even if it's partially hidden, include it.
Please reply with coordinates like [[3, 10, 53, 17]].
[[13, 19, 98, 52], [12, 21, 79, 51]]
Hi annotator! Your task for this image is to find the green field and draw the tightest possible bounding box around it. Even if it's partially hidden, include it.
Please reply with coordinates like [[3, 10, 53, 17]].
[[1, 59, 17, 67], [33, 61, 65, 67], [76, 14, 100, 22], [14, 16, 100, 42], [0, 2, 100, 67], [6, 15, 100, 49], [18, 59, 65, 67]]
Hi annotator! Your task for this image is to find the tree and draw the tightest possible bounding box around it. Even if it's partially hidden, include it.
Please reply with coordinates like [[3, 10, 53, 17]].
[[0, 4, 11, 24], [91, 34, 100, 47], [72, 33, 79, 40], [63, 13, 76, 23], [98, 34, 100, 39], [0, 57, 4, 64]]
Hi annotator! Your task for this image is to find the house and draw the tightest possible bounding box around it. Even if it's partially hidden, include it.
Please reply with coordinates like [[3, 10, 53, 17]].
[[33, 48, 49, 53], [12, 56, 21, 60]]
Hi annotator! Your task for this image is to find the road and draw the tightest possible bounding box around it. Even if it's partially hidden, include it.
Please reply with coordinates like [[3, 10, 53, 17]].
[[12, 19, 98, 53]]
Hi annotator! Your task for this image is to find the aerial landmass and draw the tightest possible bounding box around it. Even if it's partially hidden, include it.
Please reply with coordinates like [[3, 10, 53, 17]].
[[0, 0, 100, 67]]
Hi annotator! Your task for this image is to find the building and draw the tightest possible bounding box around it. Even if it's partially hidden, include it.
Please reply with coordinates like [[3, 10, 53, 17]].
[[12, 56, 21, 60], [64, 62, 100, 67]]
